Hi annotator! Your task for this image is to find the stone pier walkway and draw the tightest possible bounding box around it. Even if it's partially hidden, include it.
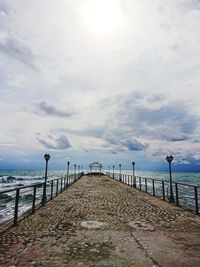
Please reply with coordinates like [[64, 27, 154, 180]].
[[0, 175, 200, 267]]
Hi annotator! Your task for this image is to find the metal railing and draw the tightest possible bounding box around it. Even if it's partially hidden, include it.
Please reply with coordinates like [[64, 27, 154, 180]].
[[0, 172, 84, 229], [107, 172, 200, 214]]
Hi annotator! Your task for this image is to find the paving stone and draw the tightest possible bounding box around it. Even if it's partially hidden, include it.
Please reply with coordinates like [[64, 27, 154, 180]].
[[0, 174, 200, 267]]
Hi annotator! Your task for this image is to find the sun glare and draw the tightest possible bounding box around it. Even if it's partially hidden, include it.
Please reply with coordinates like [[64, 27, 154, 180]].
[[83, 0, 125, 35]]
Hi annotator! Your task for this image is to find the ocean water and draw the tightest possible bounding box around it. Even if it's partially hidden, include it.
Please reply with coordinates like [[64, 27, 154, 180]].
[[123, 170, 200, 186], [1, 169, 200, 190], [0, 169, 74, 225], [0, 169, 200, 225], [0, 169, 67, 191]]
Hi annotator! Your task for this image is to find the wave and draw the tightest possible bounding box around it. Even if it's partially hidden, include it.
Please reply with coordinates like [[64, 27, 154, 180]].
[[0, 193, 14, 203]]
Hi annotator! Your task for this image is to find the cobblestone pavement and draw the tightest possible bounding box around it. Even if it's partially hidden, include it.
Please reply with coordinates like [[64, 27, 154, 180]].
[[0, 175, 200, 267]]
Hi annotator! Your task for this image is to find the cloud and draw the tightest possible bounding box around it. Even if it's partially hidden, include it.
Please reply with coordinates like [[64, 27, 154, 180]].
[[0, 1, 200, 169], [90, 91, 200, 161], [0, 33, 36, 70], [36, 101, 74, 118], [120, 139, 148, 151], [104, 92, 199, 142], [0, 1, 9, 15], [104, 136, 148, 153], [178, 0, 200, 11], [36, 134, 71, 150]]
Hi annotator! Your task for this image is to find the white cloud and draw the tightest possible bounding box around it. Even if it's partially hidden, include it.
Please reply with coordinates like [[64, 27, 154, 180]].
[[0, 0, 200, 169]]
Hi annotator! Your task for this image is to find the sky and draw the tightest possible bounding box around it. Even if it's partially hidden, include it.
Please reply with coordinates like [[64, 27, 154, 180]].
[[0, 0, 200, 171]]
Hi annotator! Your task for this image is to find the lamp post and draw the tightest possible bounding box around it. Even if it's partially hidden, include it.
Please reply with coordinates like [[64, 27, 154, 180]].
[[42, 153, 50, 205], [132, 161, 136, 188], [74, 164, 76, 180], [119, 164, 122, 182], [78, 165, 80, 174], [108, 166, 110, 176], [166, 155, 175, 203], [67, 161, 70, 186], [113, 165, 115, 179]]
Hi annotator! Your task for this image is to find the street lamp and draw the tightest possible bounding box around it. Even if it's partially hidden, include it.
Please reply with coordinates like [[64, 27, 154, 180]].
[[119, 164, 122, 182], [78, 165, 80, 174], [42, 153, 50, 205], [166, 155, 175, 203], [67, 161, 70, 186], [113, 165, 115, 179], [132, 161, 136, 188]]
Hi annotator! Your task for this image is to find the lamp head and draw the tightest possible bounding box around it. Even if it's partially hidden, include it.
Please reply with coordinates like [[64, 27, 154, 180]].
[[44, 153, 50, 162], [132, 161, 135, 166], [67, 161, 70, 166], [166, 155, 174, 163]]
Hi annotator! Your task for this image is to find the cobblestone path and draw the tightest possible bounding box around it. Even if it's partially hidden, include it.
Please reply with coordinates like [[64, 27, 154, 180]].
[[0, 175, 200, 267]]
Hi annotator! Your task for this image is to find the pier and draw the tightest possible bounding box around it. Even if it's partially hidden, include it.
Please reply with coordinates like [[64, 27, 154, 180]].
[[1, 174, 200, 267]]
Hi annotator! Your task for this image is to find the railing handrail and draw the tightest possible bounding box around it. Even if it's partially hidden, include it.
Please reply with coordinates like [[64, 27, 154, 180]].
[[0, 172, 85, 228], [0, 173, 82, 194], [108, 171, 199, 214], [108, 172, 200, 188]]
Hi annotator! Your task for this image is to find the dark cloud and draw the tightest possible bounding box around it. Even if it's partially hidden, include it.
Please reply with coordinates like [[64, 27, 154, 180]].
[[37, 134, 71, 150], [107, 92, 199, 142], [96, 92, 200, 157], [104, 136, 148, 153], [120, 139, 148, 151], [165, 136, 188, 142], [0, 36, 36, 69], [37, 101, 74, 118]]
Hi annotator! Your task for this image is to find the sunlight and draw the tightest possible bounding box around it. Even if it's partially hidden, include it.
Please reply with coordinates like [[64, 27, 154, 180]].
[[83, 0, 125, 35]]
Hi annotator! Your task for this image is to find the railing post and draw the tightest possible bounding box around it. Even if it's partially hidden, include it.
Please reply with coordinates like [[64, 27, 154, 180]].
[[135, 176, 137, 188], [162, 181, 165, 200], [194, 186, 199, 214], [152, 179, 155, 196], [61, 178, 63, 192], [145, 178, 147, 193], [32, 185, 37, 214], [51, 180, 54, 200], [175, 183, 179, 206], [56, 179, 59, 196], [14, 188, 20, 226], [64, 176, 66, 190], [139, 177, 141, 190], [42, 182, 46, 206]]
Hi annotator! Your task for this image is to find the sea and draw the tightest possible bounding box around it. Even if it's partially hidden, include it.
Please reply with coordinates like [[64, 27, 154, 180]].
[[0, 169, 200, 225], [1, 169, 200, 190]]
